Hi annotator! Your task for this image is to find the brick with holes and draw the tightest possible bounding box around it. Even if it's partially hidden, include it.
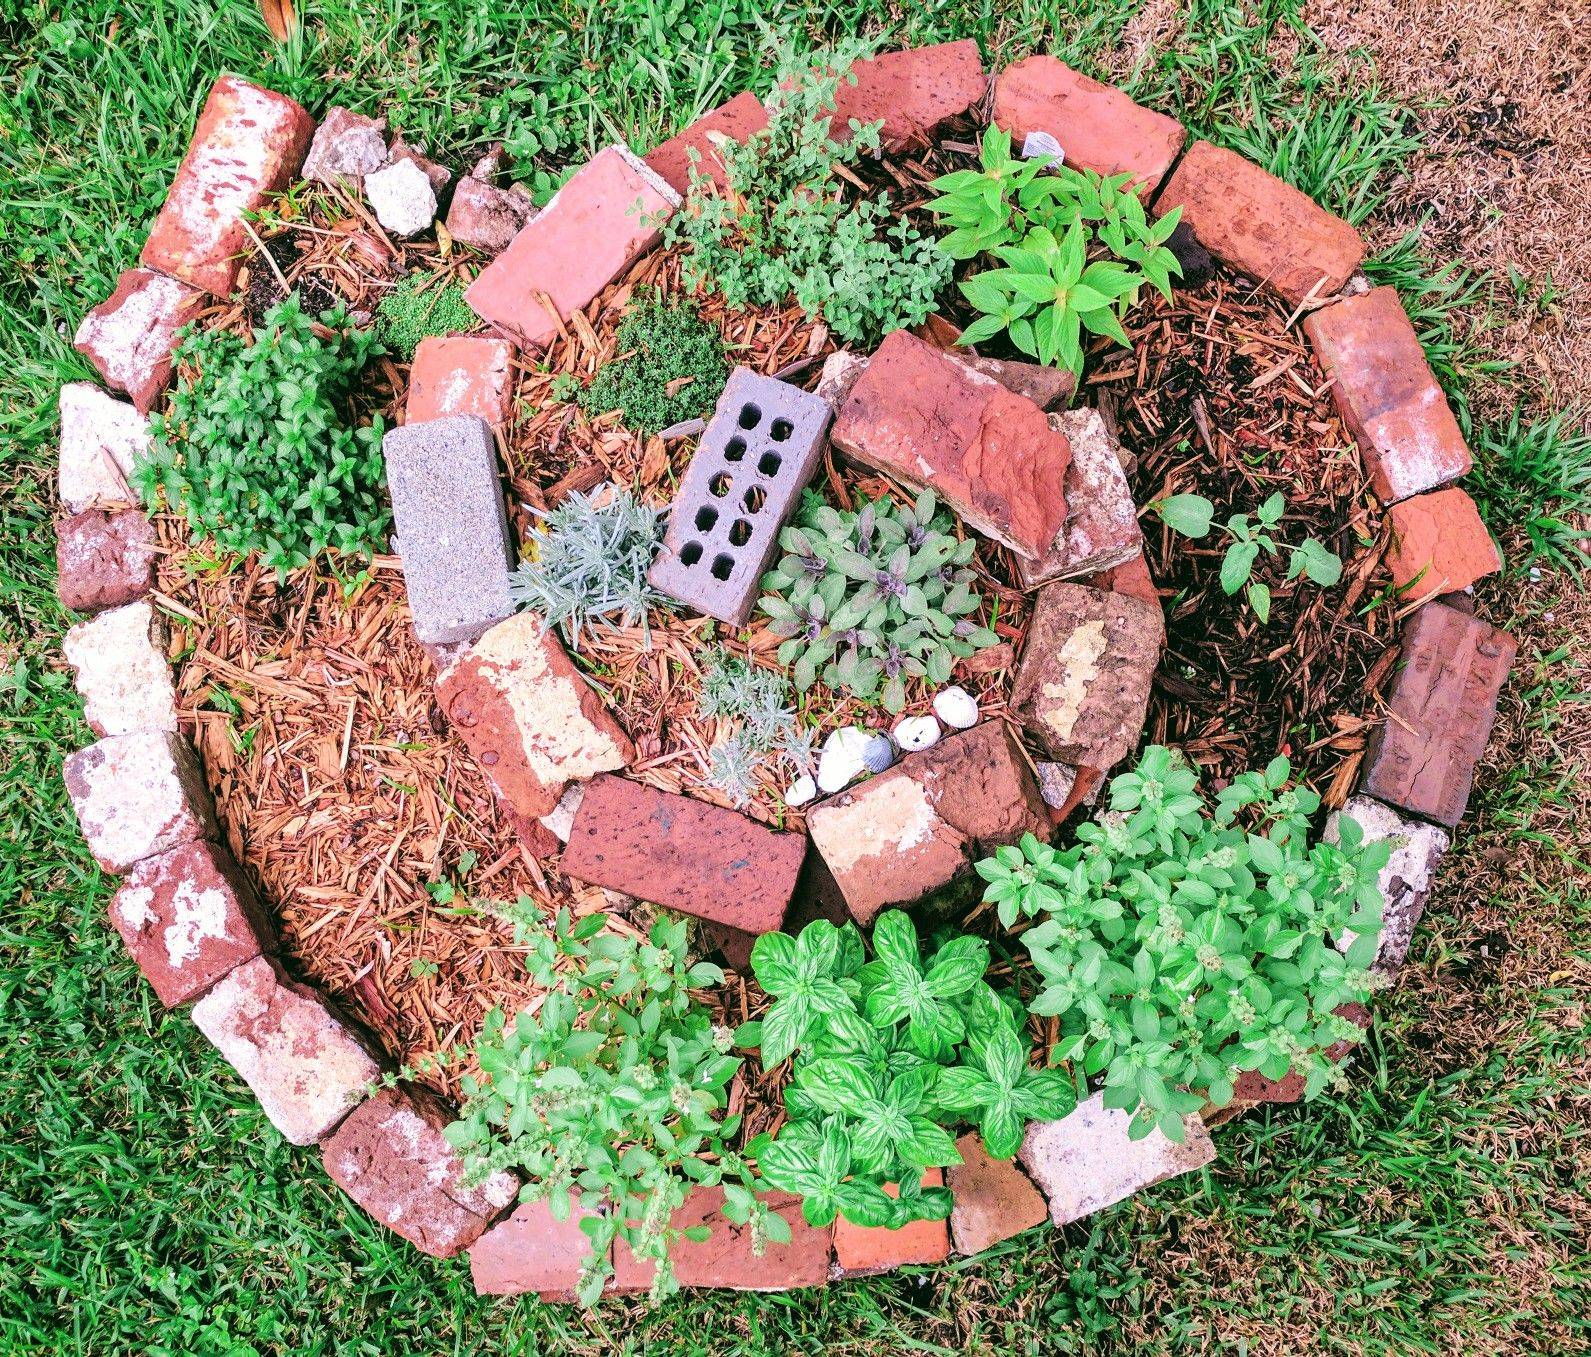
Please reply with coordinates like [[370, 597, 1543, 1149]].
[[647, 367, 832, 626]]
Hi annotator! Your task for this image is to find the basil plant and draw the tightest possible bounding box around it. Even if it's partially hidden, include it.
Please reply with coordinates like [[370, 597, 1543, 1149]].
[[976, 747, 1388, 1142]]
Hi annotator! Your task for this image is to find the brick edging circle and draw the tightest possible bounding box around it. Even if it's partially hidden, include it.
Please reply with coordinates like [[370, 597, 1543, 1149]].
[[54, 42, 1515, 1299]]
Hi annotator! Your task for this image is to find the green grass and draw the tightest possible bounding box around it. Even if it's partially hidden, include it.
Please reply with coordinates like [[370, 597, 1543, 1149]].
[[3, 2, 1588, 1353]]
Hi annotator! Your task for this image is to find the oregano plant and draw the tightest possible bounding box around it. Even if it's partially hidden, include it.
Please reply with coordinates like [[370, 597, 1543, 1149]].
[[742, 913, 1073, 1228], [975, 746, 1388, 1141]]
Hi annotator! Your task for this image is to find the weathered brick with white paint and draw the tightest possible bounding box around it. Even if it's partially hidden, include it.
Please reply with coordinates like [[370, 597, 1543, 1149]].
[[1019, 1092, 1214, 1226], [321, 1084, 518, 1257], [1326, 794, 1450, 977], [74, 268, 205, 414], [58, 383, 148, 513], [109, 839, 274, 1006], [192, 955, 382, 1145], [62, 599, 178, 737], [63, 731, 216, 873], [1017, 408, 1143, 585]]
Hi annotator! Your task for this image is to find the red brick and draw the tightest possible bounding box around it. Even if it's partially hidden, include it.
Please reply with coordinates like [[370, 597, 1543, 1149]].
[[436, 611, 635, 828], [444, 177, 536, 256], [322, 1084, 519, 1258], [560, 775, 805, 935], [947, 1133, 1050, 1256], [832, 329, 1072, 559], [464, 145, 679, 349], [993, 56, 1185, 196], [1304, 286, 1471, 502], [805, 722, 1049, 925], [190, 955, 383, 1145], [1360, 601, 1515, 827], [644, 91, 768, 195], [140, 76, 315, 297], [407, 336, 516, 425], [1384, 487, 1501, 598], [1009, 582, 1161, 768], [1155, 141, 1364, 307], [832, 1171, 950, 1275], [56, 509, 157, 614], [469, 1194, 602, 1299], [612, 1187, 831, 1291], [109, 839, 274, 1007], [1230, 1068, 1305, 1105], [74, 268, 205, 413], [64, 731, 216, 873], [1084, 551, 1162, 617], [825, 40, 986, 152]]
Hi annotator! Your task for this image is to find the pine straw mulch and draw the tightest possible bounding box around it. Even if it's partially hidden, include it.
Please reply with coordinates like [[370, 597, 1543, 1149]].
[[156, 166, 1401, 1110]]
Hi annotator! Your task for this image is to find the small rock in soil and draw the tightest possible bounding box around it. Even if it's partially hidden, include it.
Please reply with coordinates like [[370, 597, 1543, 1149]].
[[365, 157, 437, 237], [302, 106, 388, 183]]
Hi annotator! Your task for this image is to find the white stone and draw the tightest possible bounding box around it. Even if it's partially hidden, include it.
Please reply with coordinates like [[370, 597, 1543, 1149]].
[[58, 382, 148, 513], [891, 714, 942, 752], [62, 731, 216, 873], [1019, 1091, 1215, 1226], [1035, 761, 1078, 812], [932, 685, 979, 730], [784, 774, 817, 807], [538, 781, 586, 844], [817, 726, 871, 794], [62, 599, 178, 737], [365, 157, 437, 237], [1325, 795, 1450, 977]]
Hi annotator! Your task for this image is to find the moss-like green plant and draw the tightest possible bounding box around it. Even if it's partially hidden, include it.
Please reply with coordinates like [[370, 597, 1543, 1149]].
[[579, 297, 728, 436], [374, 272, 477, 359], [135, 294, 387, 577]]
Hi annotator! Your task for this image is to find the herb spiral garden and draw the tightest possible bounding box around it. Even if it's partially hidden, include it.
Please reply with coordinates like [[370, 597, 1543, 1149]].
[[56, 35, 1514, 1308]]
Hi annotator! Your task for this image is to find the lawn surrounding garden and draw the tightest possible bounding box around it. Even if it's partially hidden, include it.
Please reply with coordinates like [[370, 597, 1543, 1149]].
[[3, 3, 1589, 1354]]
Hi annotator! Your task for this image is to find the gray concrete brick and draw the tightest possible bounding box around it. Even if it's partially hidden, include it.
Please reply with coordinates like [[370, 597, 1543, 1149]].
[[648, 368, 831, 626], [383, 415, 515, 645]]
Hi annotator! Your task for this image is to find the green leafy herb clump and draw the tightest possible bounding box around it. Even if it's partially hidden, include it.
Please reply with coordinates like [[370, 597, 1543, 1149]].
[[508, 484, 671, 647], [447, 905, 772, 1307], [374, 271, 477, 359], [928, 125, 1183, 375], [661, 40, 952, 345], [976, 746, 1387, 1142], [135, 294, 387, 577], [744, 912, 1073, 1229], [759, 488, 998, 713], [695, 646, 807, 808], [1153, 491, 1343, 622], [579, 297, 728, 436]]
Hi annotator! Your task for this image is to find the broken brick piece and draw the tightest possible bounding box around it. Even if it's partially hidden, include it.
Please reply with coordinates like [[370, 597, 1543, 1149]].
[[647, 367, 832, 626], [1229, 1068, 1305, 1105], [1019, 1091, 1214, 1226], [955, 352, 1076, 411], [1384, 487, 1501, 598], [58, 382, 148, 514], [1017, 408, 1143, 585], [613, 1187, 831, 1291], [947, 1133, 1050, 1256], [992, 56, 1185, 196], [407, 335, 516, 425], [805, 722, 1050, 925], [108, 839, 275, 1007], [301, 106, 388, 183], [832, 1171, 951, 1275], [382, 414, 514, 645], [644, 91, 769, 195], [1155, 141, 1365, 307], [832, 329, 1072, 559], [322, 1084, 519, 1258], [1303, 286, 1472, 502], [1359, 601, 1515, 827], [62, 598, 178, 737], [1009, 582, 1160, 768], [560, 775, 805, 935], [140, 75, 316, 297], [464, 144, 679, 349], [64, 731, 216, 873], [445, 177, 536, 256], [73, 268, 205, 414], [56, 508, 157, 614], [435, 610, 635, 827], [1083, 551, 1161, 618], [824, 40, 986, 152], [191, 955, 382, 1145], [468, 1194, 600, 1299], [1326, 794, 1451, 978]]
